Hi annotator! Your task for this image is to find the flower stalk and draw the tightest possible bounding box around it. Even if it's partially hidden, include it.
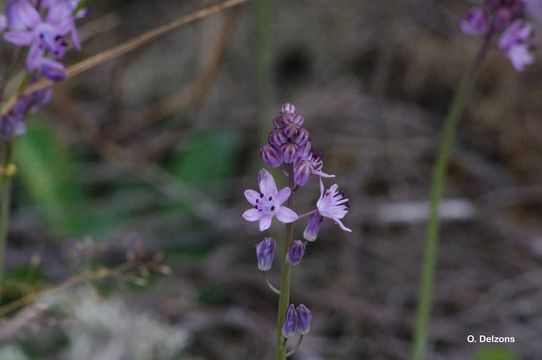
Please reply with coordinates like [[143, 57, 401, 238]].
[[276, 164, 295, 359], [0, 140, 14, 300], [410, 30, 494, 360]]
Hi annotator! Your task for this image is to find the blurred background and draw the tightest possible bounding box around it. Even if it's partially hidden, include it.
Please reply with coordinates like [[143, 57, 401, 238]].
[[1, 0, 541, 359]]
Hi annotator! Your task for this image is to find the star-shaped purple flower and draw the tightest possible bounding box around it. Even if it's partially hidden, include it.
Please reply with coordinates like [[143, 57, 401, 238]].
[[243, 169, 298, 231], [316, 178, 351, 232]]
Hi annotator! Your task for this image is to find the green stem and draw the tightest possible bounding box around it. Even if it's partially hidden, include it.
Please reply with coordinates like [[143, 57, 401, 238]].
[[0, 141, 14, 301], [276, 164, 295, 359], [410, 33, 493, 360]]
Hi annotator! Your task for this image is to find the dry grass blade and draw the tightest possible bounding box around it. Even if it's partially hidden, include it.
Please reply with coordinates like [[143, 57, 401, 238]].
[[0, 0, 251, 114]]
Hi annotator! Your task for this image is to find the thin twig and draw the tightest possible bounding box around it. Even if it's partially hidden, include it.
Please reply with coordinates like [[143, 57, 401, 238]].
[[0, 0, 251, 115]]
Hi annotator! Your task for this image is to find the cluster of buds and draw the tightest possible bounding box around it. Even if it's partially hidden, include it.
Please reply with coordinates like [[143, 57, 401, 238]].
[[0, 0, 89, 81], [261, 104, 333, 187], [460, 0, 540, 71], [282, 304, 312, 339], [243, 103, 352, 351]]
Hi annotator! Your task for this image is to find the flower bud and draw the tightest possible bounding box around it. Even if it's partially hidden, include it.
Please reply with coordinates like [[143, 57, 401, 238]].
[[40, 59, 67, 82], [256, 237, 276, 271], [297, 141, 311, 160], [282, 304, 298, 338], [268, 129, 287, 148], [291, 114, 304, 127], [287, 240, 306, 266], [283, 123, 299, 139], [261, 145, 283, 168], [294, 128, 310, 146], [294, 160, 313, 187], [296, 304, 312, 335], [273, 115, 287, 129], [281, 143, 297, 164], [282, 103, 296, 114], [460, 8, 489, 36], [303, 213, 323, 242]]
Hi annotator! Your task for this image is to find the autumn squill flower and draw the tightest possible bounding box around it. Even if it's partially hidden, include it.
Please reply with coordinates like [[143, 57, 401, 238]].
[[316, 179, 351, 232], [243, 103, 351, 358], [242, 169, 298, 231]]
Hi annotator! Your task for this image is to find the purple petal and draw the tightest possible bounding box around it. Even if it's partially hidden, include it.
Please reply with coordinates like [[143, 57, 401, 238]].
[[242, 208, 261, 222], [276, 206, 298, 223], [244, 189, 260, 206], [334, 218, 352, 232], [258, 169, 278, 195], [276, 187, 291, 205], [313, 169, 335, 178], [506, 44, 534, 71], [258, 215, 273, 231], [12, 0, 41, 29], [40, 58, 67, 81], [4, 30, 34, 46], [27, 44, 44, 70]]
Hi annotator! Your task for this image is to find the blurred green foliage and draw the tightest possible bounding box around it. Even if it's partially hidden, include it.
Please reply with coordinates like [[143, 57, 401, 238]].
[[474, 346, 519, 360]]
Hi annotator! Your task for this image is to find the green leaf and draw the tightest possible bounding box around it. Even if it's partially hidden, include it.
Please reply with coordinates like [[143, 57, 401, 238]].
[[15, 119, 87, 235], [474, 346, 519, 360], [169, 129, 239, 186]]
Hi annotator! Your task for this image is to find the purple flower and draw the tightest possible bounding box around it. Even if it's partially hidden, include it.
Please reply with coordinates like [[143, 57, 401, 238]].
[[287, 240, 306, 266], [242, 169, 298, 231], [499, 20, 535, 71], [460, 8, 489, 36], [303, 212, 323, 242], [3, 0, 86, 80], [256, 237, 276, 271], [296, 304, 312, 335], [282, 304, 298, 338], [0, 111, 26, 140], [316, 179, 351, 232], [294, 151, 335, 187], [294, 160, 313, 186]]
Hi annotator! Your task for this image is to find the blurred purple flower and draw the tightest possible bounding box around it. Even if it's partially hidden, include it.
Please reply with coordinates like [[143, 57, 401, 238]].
[[460, 0, 537, 71], [0, 109, 26, 139], [460, 8, 490, 35], [242, 169, 298, 231], [316, 178, 351, 232], [256, 237, 276, 271], [3, 0, 87, 80], [499, 20, 535, 70]]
